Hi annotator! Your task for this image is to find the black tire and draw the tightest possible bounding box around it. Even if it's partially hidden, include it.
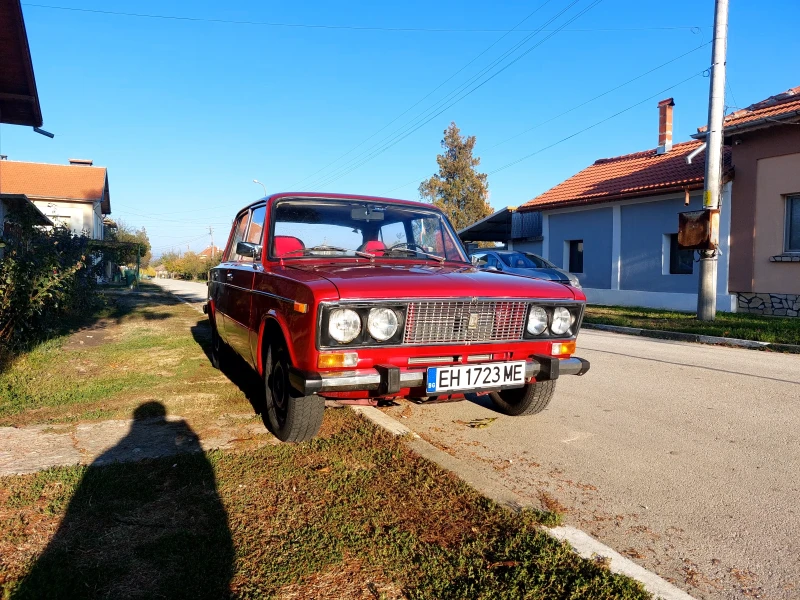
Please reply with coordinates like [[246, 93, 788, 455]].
[[489, 380, 556, 416], [209, 316, 226, 370], [264, 342, 325, 442]]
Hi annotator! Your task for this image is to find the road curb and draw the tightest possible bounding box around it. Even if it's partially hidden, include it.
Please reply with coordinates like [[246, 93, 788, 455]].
[[352, 405, 697, 600], [583, 322, 800, 353]]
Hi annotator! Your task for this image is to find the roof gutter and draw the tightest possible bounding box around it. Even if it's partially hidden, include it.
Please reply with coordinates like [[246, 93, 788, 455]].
[[692, 109, 800, 139]]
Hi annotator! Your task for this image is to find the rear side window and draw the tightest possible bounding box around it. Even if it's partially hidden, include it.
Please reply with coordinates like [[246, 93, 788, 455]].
[[225, 212, 249, 261]]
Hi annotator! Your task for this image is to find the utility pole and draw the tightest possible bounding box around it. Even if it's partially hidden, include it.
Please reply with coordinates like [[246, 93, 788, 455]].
[[209, 226, 215, 259], [697, 0, 729, 321]]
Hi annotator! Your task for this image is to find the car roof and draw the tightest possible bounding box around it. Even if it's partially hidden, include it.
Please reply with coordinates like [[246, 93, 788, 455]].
[[241, 192, 438, 213]]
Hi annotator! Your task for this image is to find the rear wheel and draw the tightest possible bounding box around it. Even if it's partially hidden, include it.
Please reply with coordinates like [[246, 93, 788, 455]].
[[264, 342, 325, 442], [209, 316, 226, 370], [489, 380, 556, 416]]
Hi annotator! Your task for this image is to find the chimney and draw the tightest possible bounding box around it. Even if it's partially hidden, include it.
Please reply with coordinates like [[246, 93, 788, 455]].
[[68, 158, 93, 166], [657, 98, 674, 154]]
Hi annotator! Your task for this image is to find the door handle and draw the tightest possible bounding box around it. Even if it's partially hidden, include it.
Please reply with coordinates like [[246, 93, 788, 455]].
[[226, 272, 234, 281]]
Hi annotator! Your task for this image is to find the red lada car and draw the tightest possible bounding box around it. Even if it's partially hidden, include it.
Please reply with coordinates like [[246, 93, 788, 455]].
[[205, 193, 589, 442]]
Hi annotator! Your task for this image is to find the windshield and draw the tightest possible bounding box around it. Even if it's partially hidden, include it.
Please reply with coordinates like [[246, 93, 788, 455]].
[[270, 199, 468, 263], [499, 252, 553, 269]]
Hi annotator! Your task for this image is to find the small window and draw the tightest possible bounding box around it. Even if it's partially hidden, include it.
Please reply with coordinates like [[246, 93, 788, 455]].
[[669, 234, 694, 274], [786, 194, 800, 253], [568, 240, 583, 273], [226, 212, 249, 261]]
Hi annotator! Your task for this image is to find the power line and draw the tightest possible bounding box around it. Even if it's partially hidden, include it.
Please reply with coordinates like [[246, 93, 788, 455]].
[[287, 0, 559, 190], [487, 71, 705, 175], [22, 3, 707, 33], [382, 43, 710, 196], [306, 0, 605, 191], [487, 41, 712, 150], [301, 0, 588, 190]]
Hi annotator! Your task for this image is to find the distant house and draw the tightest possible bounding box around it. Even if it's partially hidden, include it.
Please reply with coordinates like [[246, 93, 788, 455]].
[[199, 245, 222, 261], [0, 158, 111, 239]]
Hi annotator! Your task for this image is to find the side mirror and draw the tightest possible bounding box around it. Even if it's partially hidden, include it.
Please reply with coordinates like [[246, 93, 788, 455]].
[[236, 241, 262, 260]]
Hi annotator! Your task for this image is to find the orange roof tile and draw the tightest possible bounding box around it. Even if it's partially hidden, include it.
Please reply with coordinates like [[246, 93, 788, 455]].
[[521, 140, 730, 211], [698, 85, 800, 134], [0, 160, 110, 213]]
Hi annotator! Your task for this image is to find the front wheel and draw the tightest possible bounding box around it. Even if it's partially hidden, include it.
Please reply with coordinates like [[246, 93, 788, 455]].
[[489, 380, 556, 416], [264, 343, 325, 442]]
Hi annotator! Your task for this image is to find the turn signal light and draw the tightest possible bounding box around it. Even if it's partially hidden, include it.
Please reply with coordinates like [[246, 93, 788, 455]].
[[551, 341, 576, 356], [318, 352, 358, 368]]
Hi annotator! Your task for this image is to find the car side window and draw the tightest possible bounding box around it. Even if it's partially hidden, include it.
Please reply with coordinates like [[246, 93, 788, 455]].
[[486, 255, 498, 269], [473, 253, 487, 267], [246, 206, 266, 245], [226, 211, 250, 261]]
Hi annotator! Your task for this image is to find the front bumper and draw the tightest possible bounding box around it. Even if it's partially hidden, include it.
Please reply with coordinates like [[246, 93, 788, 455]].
[[289, 356, 590, 396]]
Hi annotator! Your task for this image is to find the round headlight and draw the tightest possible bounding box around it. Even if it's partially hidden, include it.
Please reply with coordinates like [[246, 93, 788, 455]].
[[328, 308, 361, 343], [367, 307, 399, 341], [551, 307, 572, 336], [527, 306, 548, 335]]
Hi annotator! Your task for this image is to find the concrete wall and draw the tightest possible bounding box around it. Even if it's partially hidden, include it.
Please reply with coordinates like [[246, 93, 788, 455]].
[[32, 199, 102, 239], [751, 152, 800, 294], [727, 126, 800, 293], [547, 207, 613, 289], [619, 194, 703, 293], [536, 186, 735, 312], [512, 239, 543, 255]]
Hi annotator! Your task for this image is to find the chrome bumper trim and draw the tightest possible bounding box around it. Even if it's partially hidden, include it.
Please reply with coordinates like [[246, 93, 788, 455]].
[[289, 357, 589, 395]]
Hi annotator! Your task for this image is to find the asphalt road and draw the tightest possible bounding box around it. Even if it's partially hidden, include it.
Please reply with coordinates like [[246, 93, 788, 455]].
[[384, 330, 800, 600], [152, 279, 799, 598], [151, 277, 208, 305]]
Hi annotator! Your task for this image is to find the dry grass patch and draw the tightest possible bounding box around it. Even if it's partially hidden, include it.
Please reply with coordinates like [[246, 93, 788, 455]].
[[0, 410, 650, 600]]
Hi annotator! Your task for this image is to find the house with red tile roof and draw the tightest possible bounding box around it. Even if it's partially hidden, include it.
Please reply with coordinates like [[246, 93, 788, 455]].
[[0, 158, 111, 239], [697, 86, 800, 316], [199, 245, 222, 261], [462, 86, 800, 316], [462, 98, 736, 312]]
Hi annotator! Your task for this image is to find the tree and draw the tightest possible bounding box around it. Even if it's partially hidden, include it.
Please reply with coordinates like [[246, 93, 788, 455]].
[[109, 220, 152, 268], [419, 122, 492, 231]]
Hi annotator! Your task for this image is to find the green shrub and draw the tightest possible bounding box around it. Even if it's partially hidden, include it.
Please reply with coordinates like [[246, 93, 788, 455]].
[[0, 210, 105, 358]]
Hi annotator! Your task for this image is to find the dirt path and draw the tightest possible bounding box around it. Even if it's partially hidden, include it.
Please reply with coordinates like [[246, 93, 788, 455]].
[[0, 412, 277, 476]]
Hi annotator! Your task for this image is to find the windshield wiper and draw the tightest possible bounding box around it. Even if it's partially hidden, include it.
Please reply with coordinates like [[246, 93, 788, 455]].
[[385, 243, 445, 263], [283, 245, 375, 259]]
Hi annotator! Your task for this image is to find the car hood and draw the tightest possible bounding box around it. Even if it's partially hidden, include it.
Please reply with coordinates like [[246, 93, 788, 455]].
[[506, 266, 571, 281], [288, 262, 577, 300]]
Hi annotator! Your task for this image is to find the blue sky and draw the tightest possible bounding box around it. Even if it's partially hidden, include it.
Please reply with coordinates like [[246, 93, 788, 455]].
[[2, 0, 798, 256]]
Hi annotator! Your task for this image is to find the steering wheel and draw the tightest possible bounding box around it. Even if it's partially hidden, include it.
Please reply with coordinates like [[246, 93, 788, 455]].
[[387, 242, 426, 253]]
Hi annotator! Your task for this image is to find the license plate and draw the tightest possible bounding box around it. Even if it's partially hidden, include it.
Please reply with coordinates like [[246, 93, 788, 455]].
[[426, 361, 526, 394]]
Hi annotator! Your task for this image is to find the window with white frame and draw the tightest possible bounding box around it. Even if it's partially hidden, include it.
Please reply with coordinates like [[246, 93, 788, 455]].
[[663, 233, 693, 275], [786, 194, 800, 253]]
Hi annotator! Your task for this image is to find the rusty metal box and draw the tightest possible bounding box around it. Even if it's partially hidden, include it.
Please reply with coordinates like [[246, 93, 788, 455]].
[[678, 209, 719, 250]]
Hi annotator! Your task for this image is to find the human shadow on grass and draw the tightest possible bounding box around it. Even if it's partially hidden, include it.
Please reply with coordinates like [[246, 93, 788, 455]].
[[11, 402, 234, 600]]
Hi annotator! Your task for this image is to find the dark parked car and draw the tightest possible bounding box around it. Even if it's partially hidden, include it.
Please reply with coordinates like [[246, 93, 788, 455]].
[[471, 250, 581, 288], [206, 193, 590, 442]]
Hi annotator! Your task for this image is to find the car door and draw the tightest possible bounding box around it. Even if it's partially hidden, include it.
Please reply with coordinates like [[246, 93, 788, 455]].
[[210, 212, 248, 340], [224, 205, 266, 365]]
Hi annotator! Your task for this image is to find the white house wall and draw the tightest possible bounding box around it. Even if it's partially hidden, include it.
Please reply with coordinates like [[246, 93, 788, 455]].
[[32, 199, 103, 239], [539, 183, 735, 312]]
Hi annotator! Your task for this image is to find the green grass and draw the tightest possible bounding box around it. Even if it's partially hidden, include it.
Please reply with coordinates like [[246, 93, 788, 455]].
[[0, 410, 650, 600], [0, 287, 254, 427], [584, 305, 800, 346]]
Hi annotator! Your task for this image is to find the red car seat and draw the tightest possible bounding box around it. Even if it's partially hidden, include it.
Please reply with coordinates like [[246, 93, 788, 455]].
[[273, 236, 305, 257], [360, 240, 386, 255]]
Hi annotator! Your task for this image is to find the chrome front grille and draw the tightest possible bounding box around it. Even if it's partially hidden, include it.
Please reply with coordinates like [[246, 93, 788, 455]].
[[403, 300, 528, 345]]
